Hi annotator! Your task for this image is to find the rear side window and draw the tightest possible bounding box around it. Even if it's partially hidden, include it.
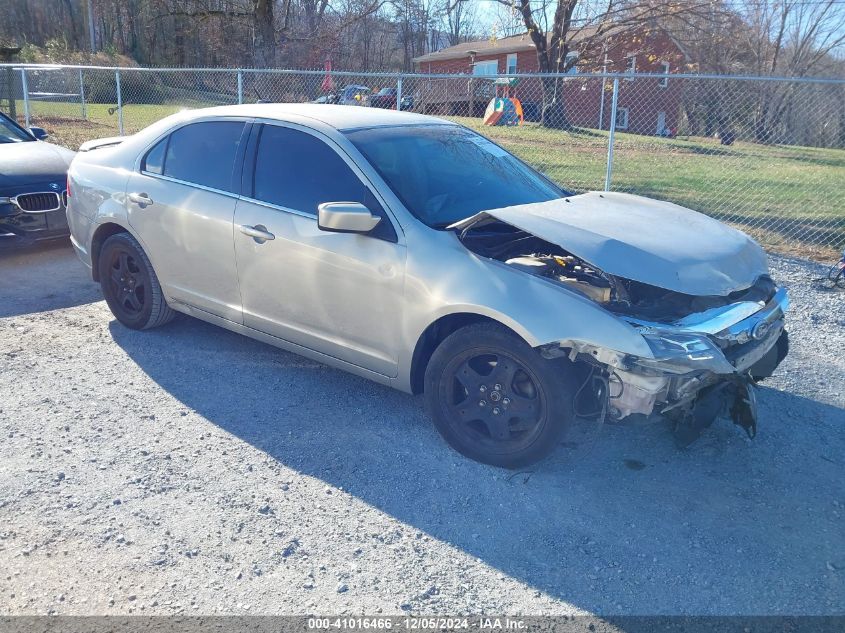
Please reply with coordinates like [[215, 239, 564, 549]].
[[162, 121, 244, 193], [252, 125, 371, 215], [143, 137, 167, 175]]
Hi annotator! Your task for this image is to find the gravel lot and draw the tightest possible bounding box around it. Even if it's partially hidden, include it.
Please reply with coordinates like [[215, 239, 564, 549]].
[[1, 242, 843, 616]]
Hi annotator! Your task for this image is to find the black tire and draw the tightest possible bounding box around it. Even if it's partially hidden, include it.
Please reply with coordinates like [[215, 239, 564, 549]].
[[98, 232, 176, 330], [424, 323, 577, 468]]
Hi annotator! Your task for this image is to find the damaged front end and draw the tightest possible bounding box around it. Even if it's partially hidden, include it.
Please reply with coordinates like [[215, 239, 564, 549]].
[[559, 287, 788, 445], [454, 205, 789, 445]]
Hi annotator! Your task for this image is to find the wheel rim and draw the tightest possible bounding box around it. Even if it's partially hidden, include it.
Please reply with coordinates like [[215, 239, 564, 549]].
[[442, 350, 546, 453], [107, 248, 147, 317]]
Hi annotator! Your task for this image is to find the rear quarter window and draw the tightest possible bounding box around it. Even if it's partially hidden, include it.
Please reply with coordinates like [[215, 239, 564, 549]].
[[142, 137, 167, 175], [162, 121, 245, 193]]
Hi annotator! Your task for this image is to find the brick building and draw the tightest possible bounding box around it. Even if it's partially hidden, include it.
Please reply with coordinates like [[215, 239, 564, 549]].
[[413, 26, 687, 136]]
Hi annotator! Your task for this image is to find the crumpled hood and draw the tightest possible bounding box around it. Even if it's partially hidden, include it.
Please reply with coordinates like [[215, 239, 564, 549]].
[[0, 141, 75, 189], [452, 191, 768, 296]]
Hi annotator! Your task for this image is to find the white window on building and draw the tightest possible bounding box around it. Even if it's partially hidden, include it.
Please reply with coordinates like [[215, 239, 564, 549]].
[[658, 60, 671, 87], [616, 107, 629, 130], [472, 60, 498, 76], [624, 54, 636, 80], [506, 53, 517, 75]]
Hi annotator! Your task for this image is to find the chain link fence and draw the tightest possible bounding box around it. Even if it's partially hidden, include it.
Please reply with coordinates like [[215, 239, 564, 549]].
[[2, 64, 843, 259]]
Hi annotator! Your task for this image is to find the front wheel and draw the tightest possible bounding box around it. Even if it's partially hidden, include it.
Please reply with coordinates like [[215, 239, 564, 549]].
[[424, 323, 577, 468], [98, 232, 176, 330]]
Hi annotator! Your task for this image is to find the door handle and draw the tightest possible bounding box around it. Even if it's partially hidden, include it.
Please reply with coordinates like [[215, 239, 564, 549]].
[[128, 192, 153, 206], [239, 224, 275, 243]]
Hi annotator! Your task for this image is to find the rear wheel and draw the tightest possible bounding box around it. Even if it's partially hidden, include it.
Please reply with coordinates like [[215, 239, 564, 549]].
[[424, 323, 576, 468], [98, 232, 175, 330]]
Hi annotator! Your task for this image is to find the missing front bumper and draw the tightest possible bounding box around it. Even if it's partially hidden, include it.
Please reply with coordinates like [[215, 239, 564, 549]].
[[570, 325, 788, 447], [554, 286, 790, 444], [623, 328, 788, 446], [672, 375, 759, 447]]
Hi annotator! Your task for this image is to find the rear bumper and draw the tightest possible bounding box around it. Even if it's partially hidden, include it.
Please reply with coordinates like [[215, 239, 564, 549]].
[[70, 231, 93, 276]]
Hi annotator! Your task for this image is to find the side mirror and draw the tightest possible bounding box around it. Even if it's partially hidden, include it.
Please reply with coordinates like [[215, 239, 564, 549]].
[[29, 126, 49, 140], [318, 202, 381, 234]]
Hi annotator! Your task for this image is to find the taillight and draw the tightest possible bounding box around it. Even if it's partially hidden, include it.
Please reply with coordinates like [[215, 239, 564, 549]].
[[66, 174, 71, 198]]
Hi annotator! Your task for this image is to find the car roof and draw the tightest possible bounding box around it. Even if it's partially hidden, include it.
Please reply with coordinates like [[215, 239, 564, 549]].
[[185, 103, 453, 131]]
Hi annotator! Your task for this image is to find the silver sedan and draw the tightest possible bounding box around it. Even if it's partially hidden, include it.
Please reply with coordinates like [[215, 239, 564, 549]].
[[66, 104, 789, 467]]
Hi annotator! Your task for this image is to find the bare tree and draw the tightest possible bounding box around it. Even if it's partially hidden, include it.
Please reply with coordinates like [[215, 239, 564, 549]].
[[742, 0, 845, 142], [443, 0, 477, 45], [394, 0, 437, 70], [490, 2, 525, 38]]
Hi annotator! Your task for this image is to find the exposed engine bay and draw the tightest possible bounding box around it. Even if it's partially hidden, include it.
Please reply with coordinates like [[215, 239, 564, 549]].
[[457, 219, 790, 446], [504, 254, 613, 303], [459, 221, 777, 321]]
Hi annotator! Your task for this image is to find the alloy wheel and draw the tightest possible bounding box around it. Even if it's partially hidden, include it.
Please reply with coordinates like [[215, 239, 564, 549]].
[[443, 350, 546, 451], [107, 249, 148, 317]]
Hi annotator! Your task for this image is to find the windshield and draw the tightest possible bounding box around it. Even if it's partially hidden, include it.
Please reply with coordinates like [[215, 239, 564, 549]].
[[345, 125, 565, 227], [0, 114, 33, 143]]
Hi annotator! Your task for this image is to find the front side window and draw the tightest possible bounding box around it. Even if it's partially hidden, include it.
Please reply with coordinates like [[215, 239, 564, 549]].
[[162, 121, 244, 192], [252, 124, 372, 216], [345, 125, 565, 228]]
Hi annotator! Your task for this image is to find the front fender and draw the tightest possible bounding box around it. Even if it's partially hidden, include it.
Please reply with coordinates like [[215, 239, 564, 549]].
[[396, 230, 652, 390]]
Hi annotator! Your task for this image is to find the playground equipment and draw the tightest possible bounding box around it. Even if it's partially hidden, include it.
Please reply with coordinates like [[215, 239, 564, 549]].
[[483, 77, 524, 126]]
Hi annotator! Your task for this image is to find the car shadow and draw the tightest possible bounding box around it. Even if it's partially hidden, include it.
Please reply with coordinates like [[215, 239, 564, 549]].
[[109, 317, 845, 615], [0, 240, 102, 318]]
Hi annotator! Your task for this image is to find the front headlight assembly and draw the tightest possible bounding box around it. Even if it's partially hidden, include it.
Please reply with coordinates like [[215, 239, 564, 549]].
[[636, 330, 735, 374]]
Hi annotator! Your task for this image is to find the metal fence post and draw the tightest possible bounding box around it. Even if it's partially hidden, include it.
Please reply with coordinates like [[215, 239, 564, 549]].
[[115, 69, 124, 135], [604, 78, 619, 192], [598, 74, 607, 130], [396, 76, 402, 111], [5, 66, 17, 120], [20, 68, 30, 127], [79, 68, 87, 119], [237, 69, 243, 104]]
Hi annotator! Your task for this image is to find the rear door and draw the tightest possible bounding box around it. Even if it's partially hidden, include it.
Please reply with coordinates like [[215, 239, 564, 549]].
[[233, 122, 406, 376], [126, 119, 248, 323]]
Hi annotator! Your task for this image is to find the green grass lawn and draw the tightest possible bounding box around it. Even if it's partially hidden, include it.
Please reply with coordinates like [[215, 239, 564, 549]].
[[15, 100, 844, 259], [457, 117, 844, 259]]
